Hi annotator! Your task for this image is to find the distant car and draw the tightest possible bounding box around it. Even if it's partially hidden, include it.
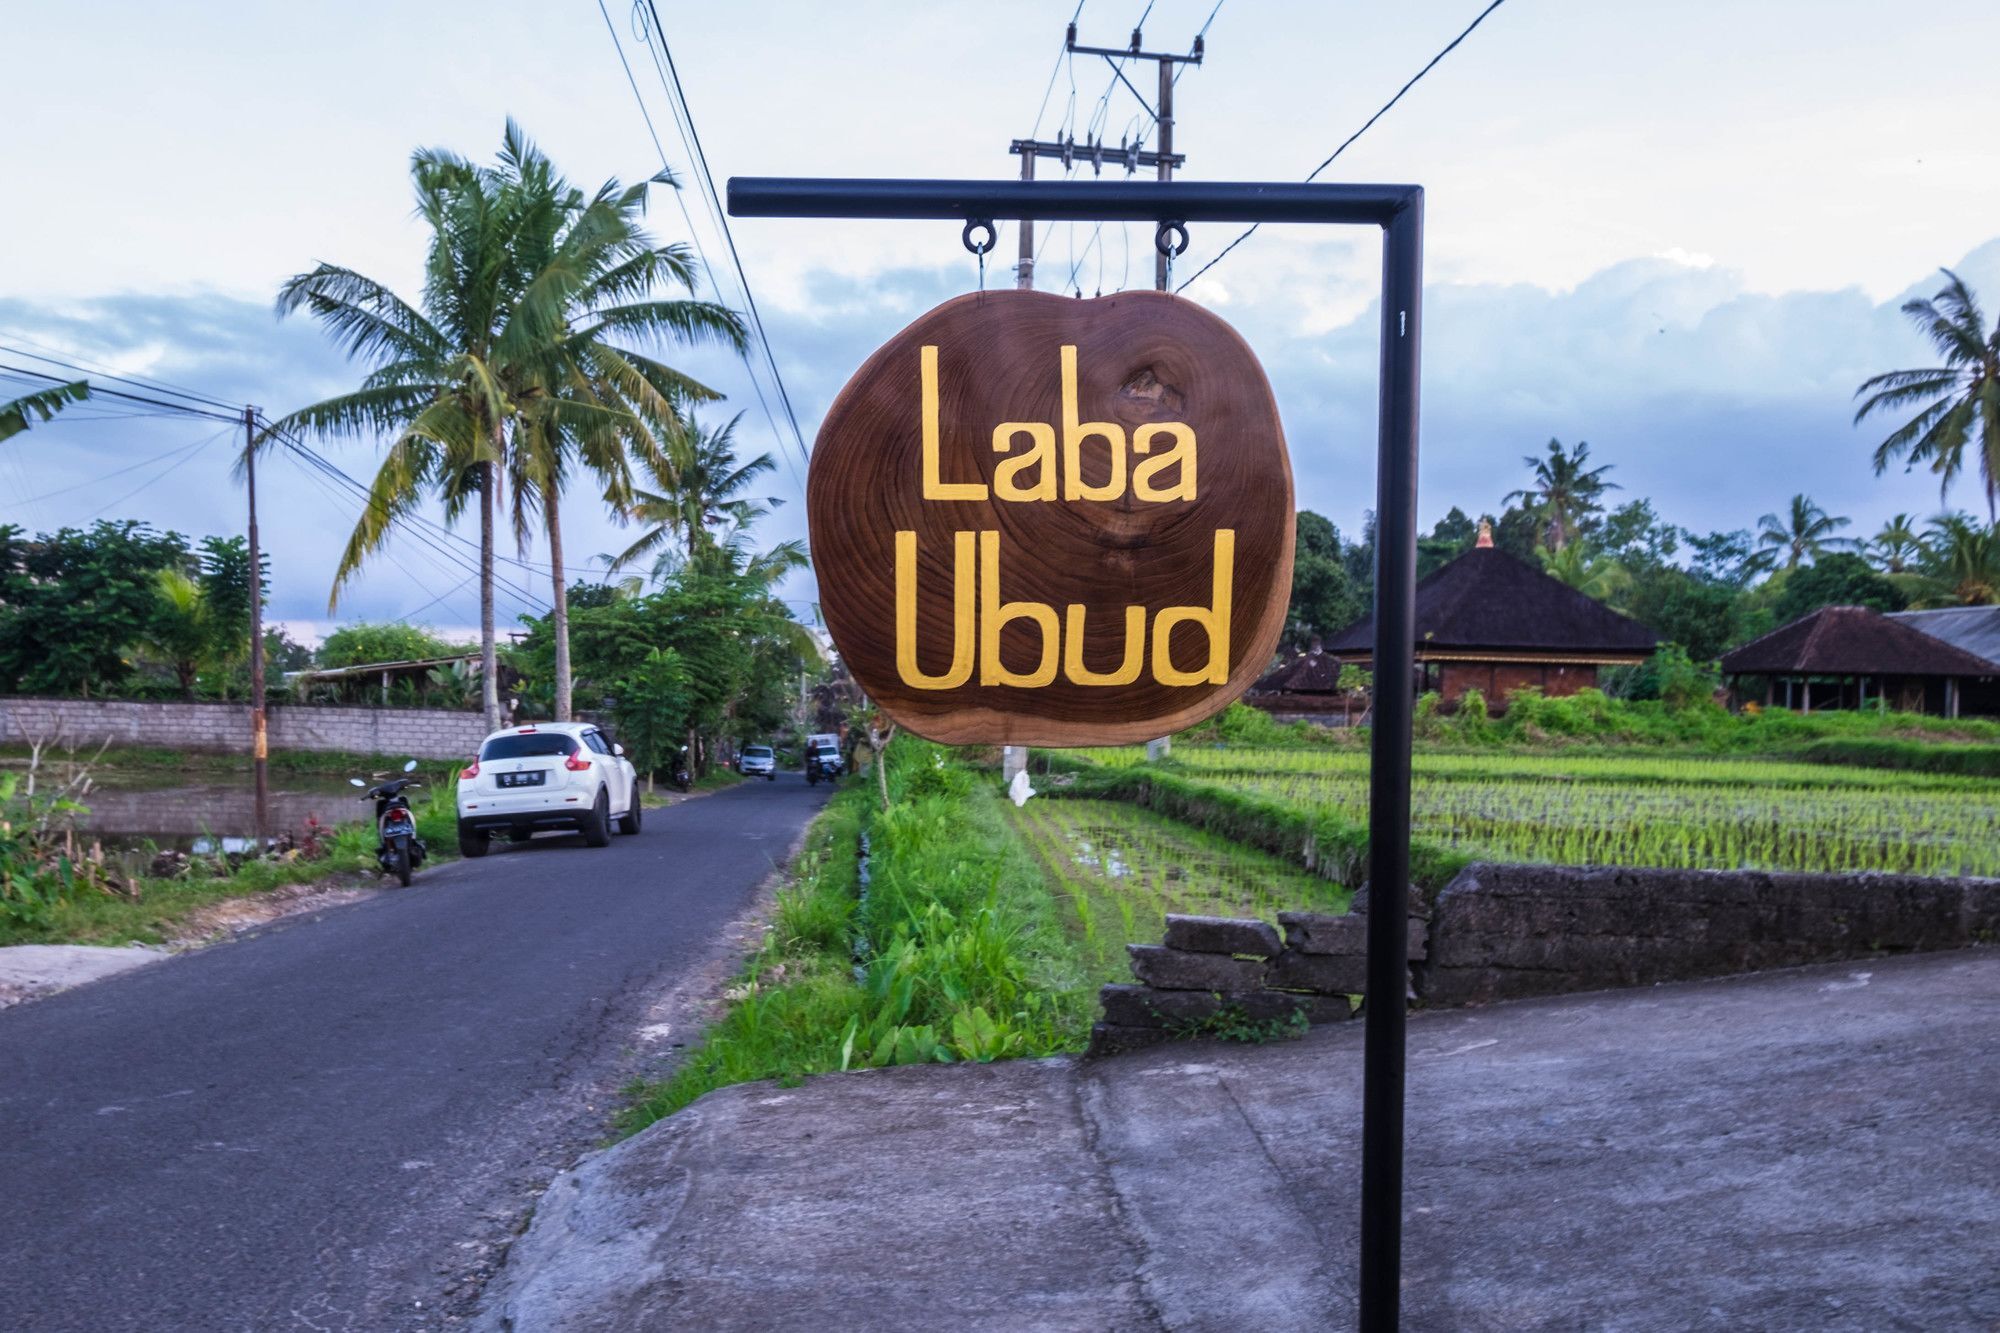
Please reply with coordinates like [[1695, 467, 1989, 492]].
[[455, 722, 641, 857], [805, 739, 844, 785], [740, 744, 777, 781]]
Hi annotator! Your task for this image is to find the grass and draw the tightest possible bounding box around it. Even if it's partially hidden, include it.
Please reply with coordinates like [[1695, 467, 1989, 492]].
[[0, 776, 461, 947], [618, 740, 1095, 1135], [0, 742, 467, 778], [1054, 745, 2000, 879], [1011, 798, 1351, 980]]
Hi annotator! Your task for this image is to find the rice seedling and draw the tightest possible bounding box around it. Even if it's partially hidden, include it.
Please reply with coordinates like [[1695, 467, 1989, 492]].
[[1011, 798, 1351, 980]]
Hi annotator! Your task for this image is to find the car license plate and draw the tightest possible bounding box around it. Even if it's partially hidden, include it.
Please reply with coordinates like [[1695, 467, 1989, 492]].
[[500, 771, 546, 788]]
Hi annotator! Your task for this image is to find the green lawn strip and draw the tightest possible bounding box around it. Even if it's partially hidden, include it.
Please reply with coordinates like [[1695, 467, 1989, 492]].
[[617, 740, 1098, 1137], [1010, 798, 1351, 981], [1, 780, 461, 948], [1798, 736, 2000, 778]]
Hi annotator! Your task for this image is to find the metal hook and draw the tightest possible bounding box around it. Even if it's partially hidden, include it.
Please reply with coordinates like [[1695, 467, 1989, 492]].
[[962, 219, 997, 256], [1154, 220, 1189, 258]]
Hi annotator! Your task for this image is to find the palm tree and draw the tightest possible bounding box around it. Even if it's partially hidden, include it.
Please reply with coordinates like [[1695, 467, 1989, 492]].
[[1744, 493, 1855, 575], [0, 380, 87, 442], [1504, 439, 1619, 551], [1537, 542, 1629, 604], [1897, 512, 2000, 607], [610, 413, 786, 582], [1855, 269, 2000, 519], [274, 122, 743, 728], [1868, 512, 1924, 573]]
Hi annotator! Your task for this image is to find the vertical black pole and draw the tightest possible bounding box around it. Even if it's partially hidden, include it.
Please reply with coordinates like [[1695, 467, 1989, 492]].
[[1360, 190, 1423, 1331]]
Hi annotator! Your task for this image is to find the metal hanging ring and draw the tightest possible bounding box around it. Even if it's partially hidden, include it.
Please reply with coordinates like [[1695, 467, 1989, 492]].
[[962, 219, 997, 256], [1155, 221, 1190, 258]]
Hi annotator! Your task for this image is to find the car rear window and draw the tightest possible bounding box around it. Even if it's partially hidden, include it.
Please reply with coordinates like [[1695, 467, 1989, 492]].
[[480, 732, 578, 760], [744, 746, 773, 758]]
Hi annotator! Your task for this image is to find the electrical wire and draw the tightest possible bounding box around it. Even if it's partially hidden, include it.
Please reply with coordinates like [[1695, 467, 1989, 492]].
[[0, 362, 241, 423], [637, 0, 811, 483], [86, 425, 234, 520], [0, 335, 243, 413], [1176, 0, 1508, 293]]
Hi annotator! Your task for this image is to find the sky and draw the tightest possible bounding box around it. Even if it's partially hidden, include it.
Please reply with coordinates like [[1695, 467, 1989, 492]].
[[3, 0, 1999, 641]]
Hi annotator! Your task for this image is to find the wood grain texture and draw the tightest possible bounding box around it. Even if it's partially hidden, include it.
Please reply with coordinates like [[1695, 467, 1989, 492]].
[[809, 288, 1294, 746]]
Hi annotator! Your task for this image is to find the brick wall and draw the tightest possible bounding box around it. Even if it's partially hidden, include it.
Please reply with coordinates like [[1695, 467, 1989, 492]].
[[0, 697, 490, 760]]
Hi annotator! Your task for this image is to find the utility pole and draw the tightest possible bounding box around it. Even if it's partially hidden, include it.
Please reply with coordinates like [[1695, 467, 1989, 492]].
[[1063, 21, 1203, 290], [243, 405, 269, 849], [1009, 134, 1183, 290]]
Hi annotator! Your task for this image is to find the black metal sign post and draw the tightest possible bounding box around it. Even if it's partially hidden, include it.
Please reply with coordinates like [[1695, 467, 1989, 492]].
[[729, 176, 1422, 1331]]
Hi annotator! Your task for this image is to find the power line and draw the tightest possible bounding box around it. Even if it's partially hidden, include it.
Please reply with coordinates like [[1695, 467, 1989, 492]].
[[0, 334, 243, 413], [0, 362, 241, 423], [634, 0, 812, 483], [88, 426, 233, 520], [1175, 0, 1507, 293]]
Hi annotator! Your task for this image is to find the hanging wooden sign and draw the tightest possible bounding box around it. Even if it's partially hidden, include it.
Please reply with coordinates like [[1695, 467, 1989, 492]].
[[807, 288, 1294, 746]]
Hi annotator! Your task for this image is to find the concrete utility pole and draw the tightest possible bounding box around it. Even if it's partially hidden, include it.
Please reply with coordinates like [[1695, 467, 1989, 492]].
[[243, 405, 269, 848]]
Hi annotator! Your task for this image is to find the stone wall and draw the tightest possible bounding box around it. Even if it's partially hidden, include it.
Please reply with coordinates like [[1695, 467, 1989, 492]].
[[1420, 862, 2000, 1006], [0, 696, 490, 760], [1090, 899, 1427, 1056], [1092, 864, 2000, 1054]]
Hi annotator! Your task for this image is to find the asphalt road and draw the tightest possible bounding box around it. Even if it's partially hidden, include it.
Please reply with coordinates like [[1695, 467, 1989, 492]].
[[0, 774, 829, 1332]]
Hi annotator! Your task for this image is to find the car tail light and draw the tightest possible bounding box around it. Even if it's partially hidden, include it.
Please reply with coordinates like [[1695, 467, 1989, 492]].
[[461, 758, 481, 781], [564, 752, 591, 772]]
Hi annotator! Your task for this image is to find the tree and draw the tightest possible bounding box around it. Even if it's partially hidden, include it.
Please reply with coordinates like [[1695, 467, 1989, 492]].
[[1417, 506, 1477, 578], [274, 120, 743, 730], [1621, 565, 1744, 662], [612, 647, 691, 791], [1897, 513, 2000, 607], [1867, 512, 1925, 574], [0, 380, 87, 442], [1744, 494, 1854, 574], [1286, 511, 1362, 645], [1683, 528, 1755, 586], [1504, 439, 1619, 551], [0, 521, 188, 696], [317, 622, 460, 668], [1770, 551, 1905, 623], [1537, 542, 1629, 604], [146, 568, 212, 698], [610, 413, 783, 582], [1855, 269, 2000, 519]]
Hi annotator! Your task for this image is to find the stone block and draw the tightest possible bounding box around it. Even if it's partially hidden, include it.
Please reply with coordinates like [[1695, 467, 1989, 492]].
[[1125, 945, 1266, 992], [1266, 949, 1369, 995], [1162, 914, 1282, 958], [1097, 985, 1356, 1034], [1281, 911, 1427, 960]]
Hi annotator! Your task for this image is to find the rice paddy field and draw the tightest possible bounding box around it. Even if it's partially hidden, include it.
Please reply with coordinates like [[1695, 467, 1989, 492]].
[[1059, 747, 2000, 878], [1011, 798, 1351, 980]]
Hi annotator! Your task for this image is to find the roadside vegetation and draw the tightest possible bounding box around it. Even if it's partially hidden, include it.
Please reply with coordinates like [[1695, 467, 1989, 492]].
[[1010, 798, 1349, 979], [0, 750, 460, 946]]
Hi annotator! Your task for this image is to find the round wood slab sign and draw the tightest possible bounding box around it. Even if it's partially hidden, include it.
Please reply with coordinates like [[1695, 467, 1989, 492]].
[[808, 288, 1294, 747]]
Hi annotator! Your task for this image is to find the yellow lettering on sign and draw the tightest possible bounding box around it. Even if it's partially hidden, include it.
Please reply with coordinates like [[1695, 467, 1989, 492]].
[[895, 529, 975, 689], [1061, 345, 1127, 502], [1062, 604, 1146, 686], [979, 530, 1059, 687], [921, 346, 987, 502], [1151, 529, 1235, 686], [1132, 423, 1197, 502], [991, 422, 1056, 501]]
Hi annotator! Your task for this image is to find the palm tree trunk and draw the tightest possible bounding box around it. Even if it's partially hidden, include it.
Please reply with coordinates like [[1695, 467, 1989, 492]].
[[548, 491, 572, 722], [480, 456, 501, 732]]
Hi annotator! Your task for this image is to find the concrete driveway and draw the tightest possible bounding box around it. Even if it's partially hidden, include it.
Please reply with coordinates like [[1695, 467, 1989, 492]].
[[483, 947, 2000, 1332]]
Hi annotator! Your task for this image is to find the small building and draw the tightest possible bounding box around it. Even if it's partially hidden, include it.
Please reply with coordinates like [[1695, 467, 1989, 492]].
[[1247, 638, 1363, 725], [1322, 523, 1657, 711], [1888, 606, 2000, 716], [1720, 605, 1998, 717]]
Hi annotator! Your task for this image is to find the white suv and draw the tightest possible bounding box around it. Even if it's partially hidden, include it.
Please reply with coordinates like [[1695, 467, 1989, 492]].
[[739, 744, 777, 780], [456, 722, 641, 856]]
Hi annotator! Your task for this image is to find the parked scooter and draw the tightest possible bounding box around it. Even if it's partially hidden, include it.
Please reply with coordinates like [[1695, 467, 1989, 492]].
[[351, 759, 428, 887], [669, 746, 693, 792]]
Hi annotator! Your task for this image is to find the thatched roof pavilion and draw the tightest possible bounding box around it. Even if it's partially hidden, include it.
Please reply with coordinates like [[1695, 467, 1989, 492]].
[[1720, 605, 1997, 717], [1321, 523, 1656, 711]]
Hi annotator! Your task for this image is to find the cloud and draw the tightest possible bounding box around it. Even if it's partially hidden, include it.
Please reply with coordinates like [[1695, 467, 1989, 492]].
[[5, 238, 1997, 638]]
